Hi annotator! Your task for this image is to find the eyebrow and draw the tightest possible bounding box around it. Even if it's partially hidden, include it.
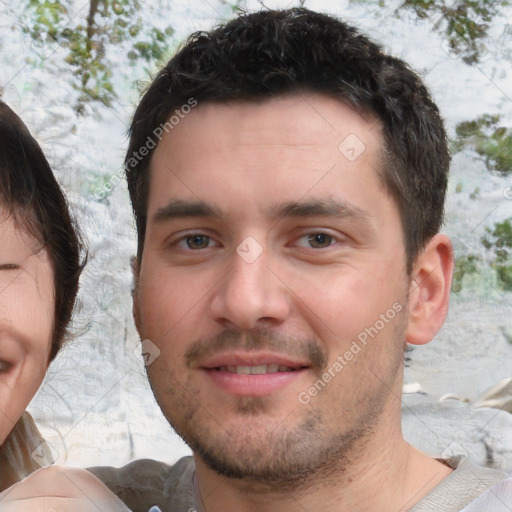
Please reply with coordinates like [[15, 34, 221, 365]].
[[272, 198, 369, 220], [153, 200, 223, 223], [152, 198, 369, 223]]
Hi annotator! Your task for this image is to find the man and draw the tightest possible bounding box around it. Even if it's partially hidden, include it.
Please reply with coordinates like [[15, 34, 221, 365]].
[[89, 7, 512, 512]]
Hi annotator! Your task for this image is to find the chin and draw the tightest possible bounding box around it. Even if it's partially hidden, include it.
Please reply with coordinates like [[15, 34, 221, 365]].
[[175, 405, 372, 490]]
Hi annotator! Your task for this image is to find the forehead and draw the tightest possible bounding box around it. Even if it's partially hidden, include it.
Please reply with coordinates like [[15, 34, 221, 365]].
[[0, 205, 43, 255], [147, 94, 389, 222], [155, 94, 381, 159]]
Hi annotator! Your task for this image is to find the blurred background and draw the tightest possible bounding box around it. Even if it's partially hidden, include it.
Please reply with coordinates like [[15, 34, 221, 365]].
[[1, 0, 511, 471]]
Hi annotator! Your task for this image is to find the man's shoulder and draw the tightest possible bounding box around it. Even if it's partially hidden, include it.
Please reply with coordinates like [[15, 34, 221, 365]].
[[410, 456, 512, 512], [88, 456, 195, 512], [461, 475, 512, 511]]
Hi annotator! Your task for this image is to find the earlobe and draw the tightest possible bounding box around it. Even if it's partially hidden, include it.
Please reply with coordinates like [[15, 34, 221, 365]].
[[405, 234, 454, 346], [131, 256, 142, 334]]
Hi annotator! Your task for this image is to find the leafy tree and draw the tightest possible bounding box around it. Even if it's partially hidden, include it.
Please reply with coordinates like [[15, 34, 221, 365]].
[[452, 114, 512, 175], [452, 253, 481, 292], [23, 0, 174, 111], [395, 0, 510, 64], [482, 218, 512, 291]]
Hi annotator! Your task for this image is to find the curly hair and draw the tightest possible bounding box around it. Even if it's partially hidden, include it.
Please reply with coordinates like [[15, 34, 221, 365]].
[[0, 101, 85, 361], [126, 8, 450, 272]]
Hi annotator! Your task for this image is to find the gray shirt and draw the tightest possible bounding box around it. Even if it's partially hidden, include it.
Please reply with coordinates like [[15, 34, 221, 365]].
[[89, 455, 512, 512], [409, 455, 512, 512]]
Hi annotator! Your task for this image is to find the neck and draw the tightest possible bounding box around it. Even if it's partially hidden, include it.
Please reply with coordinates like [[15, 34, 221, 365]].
[[193, 417, 451, 512]]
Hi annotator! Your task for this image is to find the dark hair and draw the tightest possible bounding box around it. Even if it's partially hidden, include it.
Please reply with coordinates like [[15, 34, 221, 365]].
[[0, 101, 85, 362], [126, 8, 450, 272]]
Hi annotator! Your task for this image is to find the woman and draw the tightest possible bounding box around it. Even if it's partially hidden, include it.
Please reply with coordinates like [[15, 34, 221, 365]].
[[0, 100, 130, 510]]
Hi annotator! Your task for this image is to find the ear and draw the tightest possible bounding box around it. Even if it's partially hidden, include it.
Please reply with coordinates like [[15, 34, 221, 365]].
[[406, 233, 454, 345], [130, 255, 142, 334]]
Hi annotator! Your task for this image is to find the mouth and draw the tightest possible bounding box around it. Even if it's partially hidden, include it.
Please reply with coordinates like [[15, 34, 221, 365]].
[[197, 353, 310, 396], [213, 364, 301, 374]]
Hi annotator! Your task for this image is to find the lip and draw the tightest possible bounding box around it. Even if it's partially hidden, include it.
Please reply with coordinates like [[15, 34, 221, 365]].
[[195, 351, 310, 370], [196, 351, 310, 397]]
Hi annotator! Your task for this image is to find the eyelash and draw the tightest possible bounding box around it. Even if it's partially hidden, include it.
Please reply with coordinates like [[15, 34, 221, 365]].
[[295, 232, 337, 249], [175, 234, 220, 250], [0, 264, 20, 271], [0, 360, 13, 373], [172, 231, 340, 251]]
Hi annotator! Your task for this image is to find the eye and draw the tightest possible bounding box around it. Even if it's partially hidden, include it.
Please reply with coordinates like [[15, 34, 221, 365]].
[[177, 234, 218, 250], [294, 232, 337, 249], [0, 264, 20, 271], [0, 360, 13, 373], [307, 233, 334, 249]]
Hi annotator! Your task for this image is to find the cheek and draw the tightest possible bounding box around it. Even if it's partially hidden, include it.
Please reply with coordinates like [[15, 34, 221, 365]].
[[0, 364, 48, 444], [0, 318, 51, 445], [0, 271, 54, 441], [22, 285, 54, 355], [285, 265, 383, 335], [289, 263, 406, 358], [138, 264, 211, 337], [0, 284, 54, 356]]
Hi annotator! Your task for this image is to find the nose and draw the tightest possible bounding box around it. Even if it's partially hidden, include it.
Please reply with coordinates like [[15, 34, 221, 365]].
[[209, 244, 290, 331]]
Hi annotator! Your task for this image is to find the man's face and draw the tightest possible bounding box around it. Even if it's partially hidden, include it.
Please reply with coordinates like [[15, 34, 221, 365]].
[[135, 94, 411, 484]]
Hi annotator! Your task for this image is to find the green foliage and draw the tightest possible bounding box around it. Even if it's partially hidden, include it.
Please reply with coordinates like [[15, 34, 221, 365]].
[[452, 114, 512, 175], [128, 26, 175, 63], [451, 218, 512, 293], [23, 0, 174, 111], [452, 253, 481, 292], [397, 0, 509, 64], [27, 0, 67, 37], [225, 0, 247, 14], [482, 218, 512, 291]]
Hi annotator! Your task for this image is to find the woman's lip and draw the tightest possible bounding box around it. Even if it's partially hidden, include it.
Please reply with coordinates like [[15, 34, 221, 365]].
[[202, 367, 307, 396]]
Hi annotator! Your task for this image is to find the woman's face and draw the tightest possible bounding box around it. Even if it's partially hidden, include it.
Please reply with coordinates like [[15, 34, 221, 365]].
[[0, 209, 54, 444]]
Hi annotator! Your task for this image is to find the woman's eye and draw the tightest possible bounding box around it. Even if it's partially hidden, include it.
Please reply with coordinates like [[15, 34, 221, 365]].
[[178, 235, 215, 250], [0, 264, 20, 270], [294, 233, 336, 249]]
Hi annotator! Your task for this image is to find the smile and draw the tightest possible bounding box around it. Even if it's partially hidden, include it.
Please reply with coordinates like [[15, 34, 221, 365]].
[[213, 364, 298, 374]]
